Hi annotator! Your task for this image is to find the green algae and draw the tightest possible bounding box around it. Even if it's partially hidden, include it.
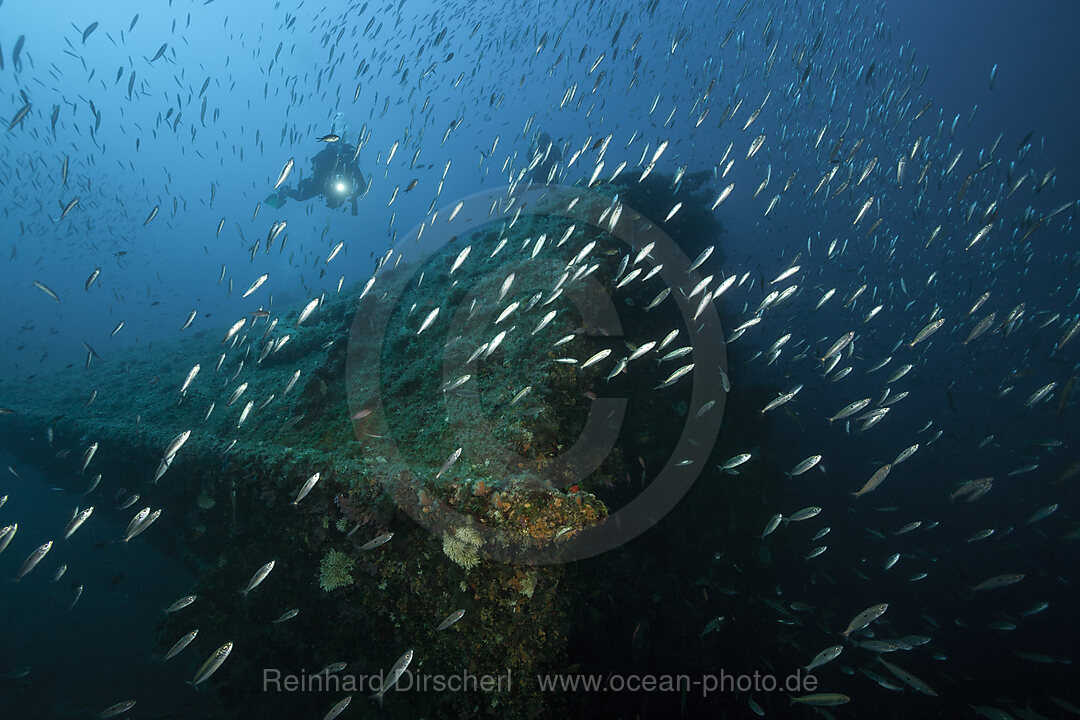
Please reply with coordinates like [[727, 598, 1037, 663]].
[[318, 549, 356, 591]]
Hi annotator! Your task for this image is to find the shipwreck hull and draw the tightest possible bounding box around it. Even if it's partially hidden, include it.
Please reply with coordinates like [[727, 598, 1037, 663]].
[[0, 176, 744, 717]]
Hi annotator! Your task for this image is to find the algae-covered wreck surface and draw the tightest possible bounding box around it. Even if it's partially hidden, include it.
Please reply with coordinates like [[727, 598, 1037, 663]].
[[0, 175, 734, 717]]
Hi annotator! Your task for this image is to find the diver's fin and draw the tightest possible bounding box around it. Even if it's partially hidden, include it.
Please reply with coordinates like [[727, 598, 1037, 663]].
[[263, 191, 286, 209]]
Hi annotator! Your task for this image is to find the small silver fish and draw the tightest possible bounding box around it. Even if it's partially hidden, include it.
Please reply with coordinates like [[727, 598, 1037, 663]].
[[853, 464, 892, 497], [164, 594, 197, 613], [790, 455, 822, 476], [80, 442, 98, 473], [841, 603, 888, 637], [581, 348, 612, 369], [242, 273, 269, 298], [972, 573, 1025, 592], [417, 307, 440, 335], [192, 642, 233, 685], [16, 540, 52, 580], [657, 363, 694, 388], [805, 645, 843, 672], [829, 398, 870, 423], [180, 364, 200, 394], [227, 383, 249, 407], [360, 532, 394, 551], [450, 245, 471, 274], [284, 369, 302, 396], [436, 608, 466, 631], [720, 453, 752, 473], [1027, 504, 1059, 524], [63, 506, 94, 540], [787, 507, 821, 522], [33, 280, 60, 303], [372, 648, 414, 706], [275, 158, 295, 189], [297, 298, 320, 326], [322, 696, 352, 720], [164, 629, 199, 661], [241, 561, 276, 596], [67, 583, 83, 611], [435, 448, 462, 479], [909, 317, 946, 347], [761, 513, 782, 538], [223, 318, 247, 344], [96, 700, 136, 719], [237, 400, 253, 428], [0, 523, 18, 555], [292, 473, 321, 505]]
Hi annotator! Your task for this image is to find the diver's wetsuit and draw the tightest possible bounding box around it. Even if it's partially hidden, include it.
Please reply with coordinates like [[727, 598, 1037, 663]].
[[279, 142, 365, 215]]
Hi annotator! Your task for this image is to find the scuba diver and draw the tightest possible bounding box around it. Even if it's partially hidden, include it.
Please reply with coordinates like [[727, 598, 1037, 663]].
[[266, 114, 366, 215]]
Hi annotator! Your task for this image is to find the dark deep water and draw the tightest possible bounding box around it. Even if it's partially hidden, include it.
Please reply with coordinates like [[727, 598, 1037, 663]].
[[2, 1, 1079, 719]]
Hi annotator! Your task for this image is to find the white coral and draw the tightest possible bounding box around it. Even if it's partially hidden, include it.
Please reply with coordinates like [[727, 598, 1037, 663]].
[[442, 526, 482, 571]]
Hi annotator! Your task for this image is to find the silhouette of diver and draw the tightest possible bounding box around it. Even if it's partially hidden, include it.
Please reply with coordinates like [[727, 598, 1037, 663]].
[[266, 139, 366, 215]]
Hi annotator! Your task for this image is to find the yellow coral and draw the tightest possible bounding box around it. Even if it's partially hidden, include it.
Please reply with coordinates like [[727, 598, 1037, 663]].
[[442, 526, 482, 571]]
